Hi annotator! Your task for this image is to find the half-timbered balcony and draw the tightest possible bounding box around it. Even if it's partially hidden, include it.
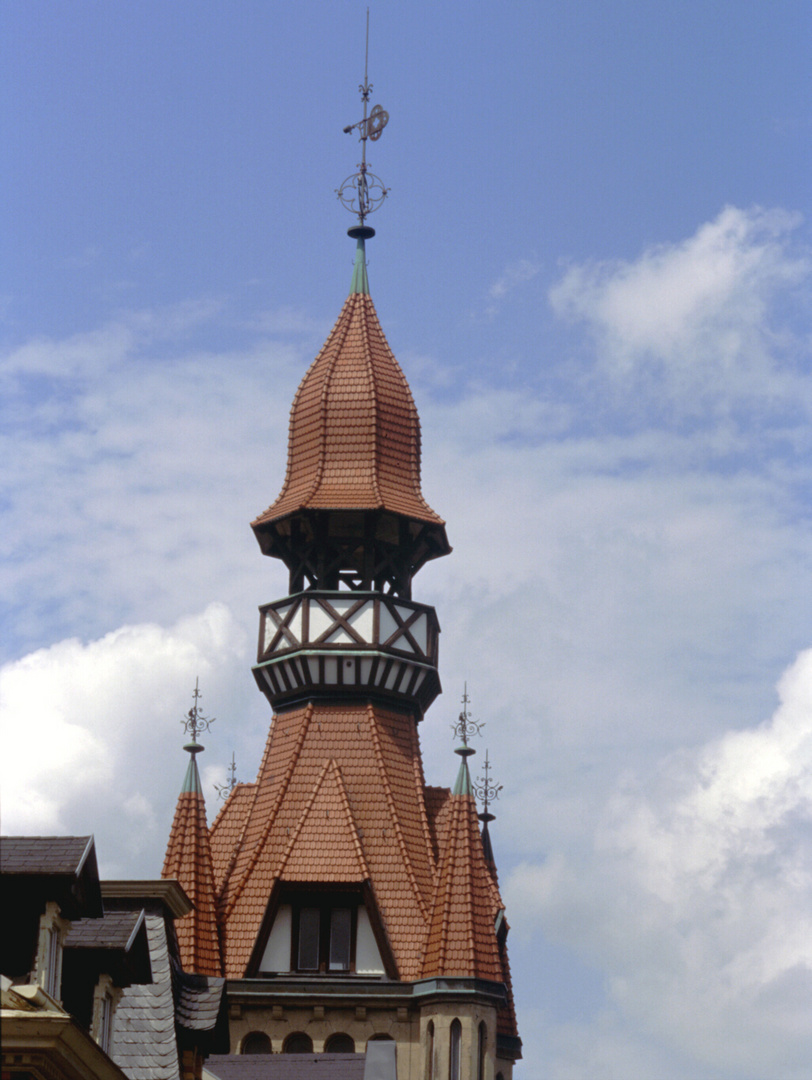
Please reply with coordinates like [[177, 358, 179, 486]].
[[253, 591, 441, 714]]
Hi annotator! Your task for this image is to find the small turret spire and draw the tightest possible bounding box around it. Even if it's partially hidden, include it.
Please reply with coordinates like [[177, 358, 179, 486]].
[[162, 680, 222, 977]]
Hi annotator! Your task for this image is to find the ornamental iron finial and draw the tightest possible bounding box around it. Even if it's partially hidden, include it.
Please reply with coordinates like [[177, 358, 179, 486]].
[[181, 677, 215, 750], [473, 749, 502, 823], [336, 9, 390, 227], [214, 751, 238, 802], [451, 682, 485, 757]]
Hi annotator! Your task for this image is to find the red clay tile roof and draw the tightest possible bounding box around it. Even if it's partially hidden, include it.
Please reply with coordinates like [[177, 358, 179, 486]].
[[252, 293, 444, 528], [215, 700, 436, 980], [210, 783, 256, 896], [421, 782, 504, 983], [162, 776, 222, 978], [277, 759, 369, 883]]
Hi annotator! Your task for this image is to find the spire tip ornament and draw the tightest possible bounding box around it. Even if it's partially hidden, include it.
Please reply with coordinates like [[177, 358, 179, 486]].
[[451, 682, 485, 759], [181, 677, 214, 754], [336, 9, 390, 229], [214, 751, 238, 802]]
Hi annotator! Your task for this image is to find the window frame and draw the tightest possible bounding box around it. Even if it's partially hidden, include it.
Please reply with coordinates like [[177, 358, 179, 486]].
[[288, 890, 359, 974]]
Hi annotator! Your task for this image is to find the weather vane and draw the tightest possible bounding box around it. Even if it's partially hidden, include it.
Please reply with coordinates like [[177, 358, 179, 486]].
[[181, 677, 215, 745], [451, 683, 485, 749], [473, 749, 502, 822], [336, 9, 390, 227], [214, 751, 238, 802]]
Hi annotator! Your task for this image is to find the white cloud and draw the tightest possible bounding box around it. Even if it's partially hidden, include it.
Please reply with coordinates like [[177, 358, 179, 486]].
[[0, 603, 252, 877], [506, 648, 812, 1079], [549, 206, 810, 412]]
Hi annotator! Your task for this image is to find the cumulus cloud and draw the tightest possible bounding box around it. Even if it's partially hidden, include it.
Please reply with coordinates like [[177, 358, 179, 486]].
[[549, 206, 810, 412], [506, 648, 812, 1079], [0, 603, 251, 877]]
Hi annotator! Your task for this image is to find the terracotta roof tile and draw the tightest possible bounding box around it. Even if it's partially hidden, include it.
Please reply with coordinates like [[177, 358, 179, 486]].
[[421, 788, 504, 983], [213, 701, 438, 979], [253, 294, 444, 528], [162, 767, 222, 977]]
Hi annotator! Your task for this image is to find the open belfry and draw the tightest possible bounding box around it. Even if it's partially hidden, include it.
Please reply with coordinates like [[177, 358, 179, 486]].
[[162, 43, 521, 1080]]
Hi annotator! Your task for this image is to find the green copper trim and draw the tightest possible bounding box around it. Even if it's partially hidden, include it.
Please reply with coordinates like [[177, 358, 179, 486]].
[[453, 755, 474, 797], [181, 742, 203, 795], [350, 237, 370, 295]]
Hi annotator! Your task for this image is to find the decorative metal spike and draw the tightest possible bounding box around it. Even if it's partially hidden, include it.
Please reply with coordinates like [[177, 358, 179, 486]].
[[450, 681, 485, 747], [473, 750, 502, 820], [336, 9, 390, 224], [214, 751, 238, 802], [181, 677, 215, 742]]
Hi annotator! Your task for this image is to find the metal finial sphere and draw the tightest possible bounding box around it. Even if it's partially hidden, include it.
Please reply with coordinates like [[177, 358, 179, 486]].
[[336, 169, 389, 222]]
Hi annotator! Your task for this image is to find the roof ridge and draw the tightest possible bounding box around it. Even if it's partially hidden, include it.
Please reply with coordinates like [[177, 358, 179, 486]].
[[221, 703, 315, 920], [330, 759, 371, 879], [276, 758, 333, 877], [310, 296, 357, 506], [359, 296, 383, 508], [412, 726, 439, 881], [213, 735, 274, 904], [365, 702, 429, 922], [276, 758, 370, 882], [368, 294, 435, 518]]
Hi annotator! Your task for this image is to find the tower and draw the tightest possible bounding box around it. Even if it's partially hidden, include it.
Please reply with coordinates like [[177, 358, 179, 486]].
[[164, 49, 521, 1079]]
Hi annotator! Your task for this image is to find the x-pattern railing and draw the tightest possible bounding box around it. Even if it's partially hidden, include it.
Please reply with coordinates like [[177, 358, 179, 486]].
[[260, 593, 435, 662]]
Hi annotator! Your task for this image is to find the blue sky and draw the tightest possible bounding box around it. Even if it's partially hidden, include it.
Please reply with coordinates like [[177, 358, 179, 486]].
[[2, 3, 811, 1078]]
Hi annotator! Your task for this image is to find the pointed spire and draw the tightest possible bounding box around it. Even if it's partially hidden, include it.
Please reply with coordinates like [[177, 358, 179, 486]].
[[162, 681, 222, 977], [422, 746, 503, 981]]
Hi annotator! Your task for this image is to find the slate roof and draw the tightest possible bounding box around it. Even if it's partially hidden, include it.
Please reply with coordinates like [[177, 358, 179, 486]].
[[111, 914, 181, 1080], [0, 835, 102, 918], [1, 835, 94, 875], [64, 910, 145, 951], [252, 292, 444, 528], [205, 1055, 365, 1080], [175, 971, 227, 1032], [163, 757, 223, 977]]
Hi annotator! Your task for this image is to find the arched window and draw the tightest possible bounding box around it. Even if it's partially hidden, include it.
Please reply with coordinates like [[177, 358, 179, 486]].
[[496, 1072, 505, 1080], [325, 1032, 355, 1053], [426, 1020, 435, 1080], [449, 1019, 461, 1080], [367, 1033, 395, 1043], [477, 1021, 487, 1080], [242, 1031, 272, 1054], [284, 1032, 314, 1053]]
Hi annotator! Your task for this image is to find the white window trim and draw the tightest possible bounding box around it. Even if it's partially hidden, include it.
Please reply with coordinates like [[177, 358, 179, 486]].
[[91, 972, 122, 1053], [35, 901, 68, 1003]]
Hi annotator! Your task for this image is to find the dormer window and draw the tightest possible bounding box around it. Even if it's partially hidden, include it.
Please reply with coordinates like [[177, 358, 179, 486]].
[[294, 901, 353, 972], [258, 890, 386, 976]]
